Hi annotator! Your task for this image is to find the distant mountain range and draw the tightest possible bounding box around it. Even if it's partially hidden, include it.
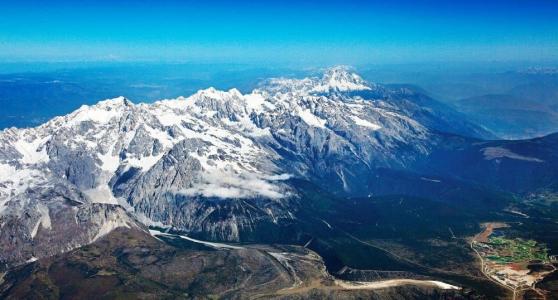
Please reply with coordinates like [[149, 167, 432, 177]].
[[455, 79, 558, 139], [411, 69, 558, 140]]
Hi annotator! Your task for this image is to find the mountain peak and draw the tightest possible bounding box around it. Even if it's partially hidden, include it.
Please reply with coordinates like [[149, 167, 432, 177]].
[[260, 66, 372, 95], [98, 96, 132, 107], [319, 66, 371, 92], [188, 87, 243, 102], [322, 65, 355, 78], [64, 96, 134, 125]]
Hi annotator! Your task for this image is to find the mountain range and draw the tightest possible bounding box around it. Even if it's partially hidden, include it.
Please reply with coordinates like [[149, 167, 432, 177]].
[[1, 67, 556, 298]]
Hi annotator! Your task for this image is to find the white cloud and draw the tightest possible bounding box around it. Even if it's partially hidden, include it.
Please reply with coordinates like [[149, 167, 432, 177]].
[[179, 170, 292, 199]]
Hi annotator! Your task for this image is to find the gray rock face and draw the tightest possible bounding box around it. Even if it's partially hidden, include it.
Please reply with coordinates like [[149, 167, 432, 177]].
[[0, 67, 462, 263], [0, 181, 136, 269], [111, 138, 297, 241], [47, 141, 99, 189]]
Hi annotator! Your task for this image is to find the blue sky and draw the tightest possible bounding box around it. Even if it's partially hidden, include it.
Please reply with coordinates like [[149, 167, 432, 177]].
[[1, 0, 557, 64]]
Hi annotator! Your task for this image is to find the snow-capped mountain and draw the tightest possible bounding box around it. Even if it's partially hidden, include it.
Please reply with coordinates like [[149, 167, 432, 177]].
[[0, 66, 484, 267]]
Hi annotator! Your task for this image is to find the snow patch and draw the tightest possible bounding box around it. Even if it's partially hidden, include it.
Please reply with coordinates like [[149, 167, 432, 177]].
[[298, 109, 326, 128], [0, 164, 46, 211], [125, 154, 164, 171], [13, 136, 50, 164], [97, 149, 120, 173], [154, 109, 185, 127], [244, 92, 266, 113], [0, 164, 18, 182], [350, 115, 381, 130], [69, 97, 128, 125]]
